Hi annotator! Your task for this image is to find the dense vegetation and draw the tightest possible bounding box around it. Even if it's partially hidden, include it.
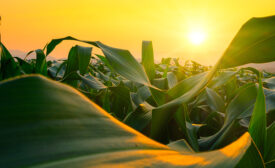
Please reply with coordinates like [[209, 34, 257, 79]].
[[0, 16, 275, 167]]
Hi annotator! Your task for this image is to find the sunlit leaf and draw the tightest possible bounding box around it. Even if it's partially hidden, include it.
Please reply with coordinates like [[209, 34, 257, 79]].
[[96, 41, 150, 86], [0, 75, 255, 168], [220, 15, 275, 68], [248, 75, 267, 155], [142, 41, 155, 81]]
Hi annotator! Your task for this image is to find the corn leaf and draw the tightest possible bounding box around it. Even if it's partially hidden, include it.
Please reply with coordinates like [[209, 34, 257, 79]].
[[142, 41, 155, 81], [248, 76, 267, 155], [220, 15, 275, 68], [0, 75, 255, 168], [0, 43, 21, 79], [264, 122, 275, 164]]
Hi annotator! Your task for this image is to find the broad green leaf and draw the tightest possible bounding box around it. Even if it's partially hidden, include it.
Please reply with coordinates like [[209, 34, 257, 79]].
[[168, 139, 195, 154], [124, 102, 154, 131], [167, 72, 178, 89], [142, 41, 155, 81], [205, 87, 225, 113], [63, 45, 92, 86], [174, 105, 200, 151], [236, 140, 265, 168], [167, 72, 207, 99], [108, 83, 133, 120], [95, 54, 114, 72], [151, 63, 219, 142], [237, 86, 275, 119], [199, 83, 258, 150], [0, 75, 255, 168], [65, 45, 91, 76], [96, 41, 150, 86], [130, 85, 151, 108], [264, 122, 275, 163], [208, 71, 236, 89], [0, 43, 21, 79], [152, 77, 167, 90], [95, 42, 166, 106], [167, 71, 236, 100], [45, 36, 97, 56], [248, 76, 267, 155], [123, 86, 153, 131], [220, 15, 275, 68]]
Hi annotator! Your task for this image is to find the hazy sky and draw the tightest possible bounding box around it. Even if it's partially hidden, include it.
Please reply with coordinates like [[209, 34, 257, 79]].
[[1, 0, 275, 65]]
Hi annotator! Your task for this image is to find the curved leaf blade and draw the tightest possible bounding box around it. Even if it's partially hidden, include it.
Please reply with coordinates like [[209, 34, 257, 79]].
[[220, 15, 275, 68], [142, 41, 155, 81], [0, 75, 253, 168]]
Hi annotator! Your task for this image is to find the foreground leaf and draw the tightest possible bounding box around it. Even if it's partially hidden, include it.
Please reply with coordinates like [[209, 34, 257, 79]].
[[0, 75, 253, 168], [220, 15, 275, 68]]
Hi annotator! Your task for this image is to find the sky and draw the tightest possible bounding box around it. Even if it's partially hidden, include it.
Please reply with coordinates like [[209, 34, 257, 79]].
[[0, 0, 275, 65]]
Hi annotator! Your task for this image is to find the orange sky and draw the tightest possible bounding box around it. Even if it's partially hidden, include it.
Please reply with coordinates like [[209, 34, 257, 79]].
[[1, 0, 275, 65]]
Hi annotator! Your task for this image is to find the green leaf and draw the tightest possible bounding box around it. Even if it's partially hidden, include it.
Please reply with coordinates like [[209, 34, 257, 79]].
[[220, 15, 275, 68], [168, 139, 195, 154], [205, 87, 225, 113], [96, 42, 165, 106], [167, 72, 207, 99], [151, 63, 219, 142], [142, 41, 155, 81], [27, 49, 47, 76], [123, 102, 154, 131], [167, 72, 178, 89], [65, 45, 91, 76], [265, 122, 275, 163], [174, 105, 200, 151], [236, 140, 265, 168], [208, 71, 236, 89], [63, 45, 92, 86], [96, 42, 150, 86], [95, 54, 114, 72], [0, 43, 21, 79], [152, 77, 167, 90], [77, 71, 107, 90], [248, 75, 267, 155], [14, 57, 34, 74], [108, 83, 133, 120], [0, 75, 255, 168], [45, 36, 97, 56], [199, 83, 258, 150]]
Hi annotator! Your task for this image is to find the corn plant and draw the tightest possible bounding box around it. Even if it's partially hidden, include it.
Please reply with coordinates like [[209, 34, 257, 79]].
[[0, 15, 275, 168]]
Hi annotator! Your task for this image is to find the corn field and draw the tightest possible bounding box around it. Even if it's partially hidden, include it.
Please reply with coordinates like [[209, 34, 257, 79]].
[[0, 15, 275, 168]]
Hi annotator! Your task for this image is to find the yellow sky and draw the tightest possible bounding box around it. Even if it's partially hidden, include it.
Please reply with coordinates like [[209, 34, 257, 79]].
[[1, 0, 275, 64]]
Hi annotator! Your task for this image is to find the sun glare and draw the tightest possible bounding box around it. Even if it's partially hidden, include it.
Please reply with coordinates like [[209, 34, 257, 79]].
[[188, 31, 206, 45]]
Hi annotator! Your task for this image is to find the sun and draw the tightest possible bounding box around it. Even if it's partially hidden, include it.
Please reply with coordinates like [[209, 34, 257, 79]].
[[188, 31, 206, 45]]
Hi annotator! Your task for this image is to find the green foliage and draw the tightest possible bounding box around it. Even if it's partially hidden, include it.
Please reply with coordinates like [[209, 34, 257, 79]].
[[0, 75, 257, 168], [0, 15, 275, 167]]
